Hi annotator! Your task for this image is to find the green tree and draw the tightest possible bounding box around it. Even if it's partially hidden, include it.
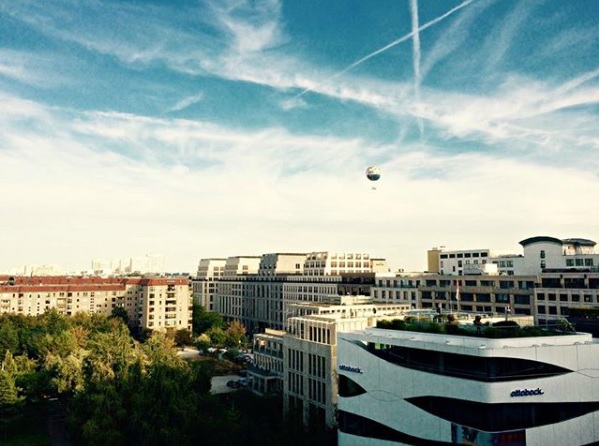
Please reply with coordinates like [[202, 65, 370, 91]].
[[174, 329, 193, 347], [195, 333, 211, 353], [192, 302, 224, 335], [0, 320, 19, 355], [44, 351, 85, 395], [110, 307, 129, 326], [225, 320, 247, 348], [206, 326, 226, 347], [0, 369, 24, 410]]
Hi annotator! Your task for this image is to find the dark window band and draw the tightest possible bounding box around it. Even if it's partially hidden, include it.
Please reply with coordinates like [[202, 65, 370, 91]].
[[338, 374, 367, 397], [407, 396, 599, 431], [365, 343, 572, 382], [338, 410, 453, 445]]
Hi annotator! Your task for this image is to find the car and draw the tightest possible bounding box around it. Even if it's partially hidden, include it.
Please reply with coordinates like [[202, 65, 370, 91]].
[[226, 380, 241, 389], [233, 354, 253, 364], [237, 378, 247, 387]]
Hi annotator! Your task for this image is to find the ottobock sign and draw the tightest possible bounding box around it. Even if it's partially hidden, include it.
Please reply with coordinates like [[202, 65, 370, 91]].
[[339, 364, 363, 374], [510, 388, 544, 397]]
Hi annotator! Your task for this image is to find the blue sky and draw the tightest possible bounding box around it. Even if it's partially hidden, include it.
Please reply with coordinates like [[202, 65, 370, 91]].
[[1, 0, 598, 273]]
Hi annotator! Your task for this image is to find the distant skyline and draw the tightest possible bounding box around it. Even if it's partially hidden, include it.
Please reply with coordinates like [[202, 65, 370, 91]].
[[1, 0, 598, 273]]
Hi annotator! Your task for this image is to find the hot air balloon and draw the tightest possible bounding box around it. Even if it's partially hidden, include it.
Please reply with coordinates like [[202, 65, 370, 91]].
[[366, 166, 380, 181]]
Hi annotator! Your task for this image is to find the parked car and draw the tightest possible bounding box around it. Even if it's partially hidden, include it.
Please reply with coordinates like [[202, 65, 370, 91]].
[[237, 378, 247, 387], [226, 380, 241, 389], [234, 353, 253, 364]]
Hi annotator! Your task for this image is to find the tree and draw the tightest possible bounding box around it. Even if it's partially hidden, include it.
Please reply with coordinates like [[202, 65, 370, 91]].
[[0, 320, 19, 355], [0, 369, 24, 411], [192, 302, 224, 335], [195, 334, 211, 353], [174, 329, 193, 347], [225, 320, 247, 348], [206, 326, 226, 347], [110, 307, 129, 326]]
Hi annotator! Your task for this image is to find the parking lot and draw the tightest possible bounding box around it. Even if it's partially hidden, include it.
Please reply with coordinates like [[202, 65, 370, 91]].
[[211, 374, 244, 394]]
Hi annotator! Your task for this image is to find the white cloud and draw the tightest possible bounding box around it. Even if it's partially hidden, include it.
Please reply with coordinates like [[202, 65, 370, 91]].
[[0, 91, 598, 272], [0, 0, 597, 272]]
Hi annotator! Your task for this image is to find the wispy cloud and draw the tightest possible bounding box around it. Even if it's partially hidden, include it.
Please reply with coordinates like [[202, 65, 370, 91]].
[[479, 0, 536, 76], [167, 93, 205, 113], [0, 0, 597, 271]]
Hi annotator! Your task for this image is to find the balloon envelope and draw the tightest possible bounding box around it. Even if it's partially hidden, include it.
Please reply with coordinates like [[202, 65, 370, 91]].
[[365, 166, 381, 181]]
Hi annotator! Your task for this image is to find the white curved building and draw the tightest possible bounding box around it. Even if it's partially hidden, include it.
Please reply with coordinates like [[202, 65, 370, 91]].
[[337, 327, 599, 446]]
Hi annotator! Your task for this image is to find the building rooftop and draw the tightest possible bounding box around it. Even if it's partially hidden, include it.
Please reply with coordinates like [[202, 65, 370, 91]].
[[361, 325, 595, 351], [519, 236, 562, 246], [375, 315, 583, 342]]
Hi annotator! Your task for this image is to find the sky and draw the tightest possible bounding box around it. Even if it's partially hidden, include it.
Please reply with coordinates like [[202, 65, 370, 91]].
[[1, 0, 598, 274]]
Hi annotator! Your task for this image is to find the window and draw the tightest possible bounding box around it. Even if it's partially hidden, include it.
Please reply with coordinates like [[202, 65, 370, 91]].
[[540, 250, 546, 259], [366, 344, 571, 382], [585, 259, 594, 266], [566, 259, 574, 266], [338, 375, 367, 397]]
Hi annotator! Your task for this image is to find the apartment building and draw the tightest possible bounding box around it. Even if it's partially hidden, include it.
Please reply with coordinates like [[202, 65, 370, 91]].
[[137, 277, 192, 332], [192, 258, 226, 311], [214, 256, 261, 319], [0, 275, 192, 332], [212, 252, 384, 331], [250, 328, 285, 396]]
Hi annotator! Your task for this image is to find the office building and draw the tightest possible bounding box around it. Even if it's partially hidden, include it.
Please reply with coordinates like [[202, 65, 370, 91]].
[[337, 325, 599, 445]]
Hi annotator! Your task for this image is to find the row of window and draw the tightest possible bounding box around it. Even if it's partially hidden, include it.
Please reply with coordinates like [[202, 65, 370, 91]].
[[287, 371, 303, 395], [440, 252, 488, 259], [365, 344, 571, 382], [538, 293, 595, 302], [307, 378, 326, 405], [308, 353, 326, 379], [288, 348, 303, 371], [566, 258, 594, 266]]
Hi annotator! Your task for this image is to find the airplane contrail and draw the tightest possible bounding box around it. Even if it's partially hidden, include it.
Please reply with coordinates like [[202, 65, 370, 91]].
[[409, 0, 423, 137], [410, 0, 421, 96], [295, 0, 475, 99]]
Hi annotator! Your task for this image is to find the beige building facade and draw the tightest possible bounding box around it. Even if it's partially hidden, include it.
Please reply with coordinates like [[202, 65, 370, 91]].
[[0, 275, 192, 332]]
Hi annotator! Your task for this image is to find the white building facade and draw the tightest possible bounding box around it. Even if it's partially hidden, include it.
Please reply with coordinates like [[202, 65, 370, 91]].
[[338, 327, 599, 446], [193, 258, 226, 311]]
